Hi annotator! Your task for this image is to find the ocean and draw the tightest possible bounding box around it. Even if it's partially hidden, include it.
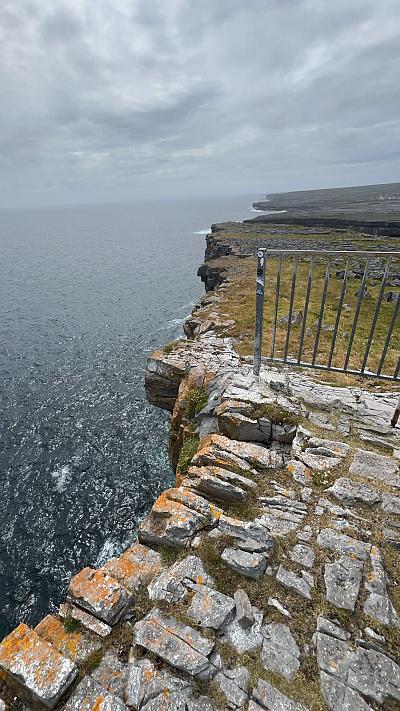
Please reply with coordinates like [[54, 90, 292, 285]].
[[0, 195, 260, 638]]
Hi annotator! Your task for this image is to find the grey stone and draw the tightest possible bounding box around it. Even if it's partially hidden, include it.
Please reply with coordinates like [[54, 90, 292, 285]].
[[187, 584, 235, 630], [255, 510, 303, 536], [148, 555, 214, 603], [64, 677, 128, 710], [221, 548, 267, 579], [91, 650, 128, 699], [324, 556, 363, 611], [133, 608, 214, 677], [289, 544, 315, 568], [383, 526, 400, 548], [234, 589, 253, 628], [267, 597, 292, 618], [220, 606, 263, 654], [348, 646, 400, 704], [214, 666, 250, 708], [276, 565, 313, 599], [261, 623, 300, 680], [316, 632, 353, 681], [327, 477, 381, 506], [317, 528, 370, 560], [125, 658, 191, 710], [252, 679, 309, 711], [184, 464, 256, 503], [286, 459, 308, 484], [320, 671, 374, 711], [316, 616, 350, 641], [218, 514, 275, 553], [363, 546, 399, 626], [292, 426, 349, 471], [349, 448, 400, 488], [382, 493, 400, 515]]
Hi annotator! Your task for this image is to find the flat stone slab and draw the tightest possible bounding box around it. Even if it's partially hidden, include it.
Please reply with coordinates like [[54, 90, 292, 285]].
[[348, 646, 400, 705], [148, 555, 214, 603], [221, 547, 267, 579], [63, 676, 128, 710], [187, 584, 235, 629], [317, 528, 371, 560], [125, 657, 204, 710], [101, 543, 162, 591], [327, 477, 381, 506], [276, 565, 313, 599], [289, 544, 315, 568], [349, 448, 400, 488], [363, 546, 399, 626], [207, 434, 283, 470], [261, 623, 300, 680], [59, 603, 112, 637], [252, 678, 309, 711], [324, 556, 363, 611], [186, 464, 257, 501], [0, 623, 77, 709], [133, 608, 214, 677], [382, 493, 400, 515], [138, 487, 221, 548], [220, 606, 264, 654], [91, 650, 128, 699], [214, 666, 250, 709], [35, 615, 102, 665], [67, 567, 133, 625], [292, 426, 349, 471]]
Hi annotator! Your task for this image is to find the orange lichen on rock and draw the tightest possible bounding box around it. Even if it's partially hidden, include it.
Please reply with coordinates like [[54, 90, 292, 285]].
[[67, 568, 133, 626], [0, 624, 77, 709]]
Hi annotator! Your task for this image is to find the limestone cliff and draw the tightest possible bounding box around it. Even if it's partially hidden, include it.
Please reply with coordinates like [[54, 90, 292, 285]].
[[1, 222, 400, 711]]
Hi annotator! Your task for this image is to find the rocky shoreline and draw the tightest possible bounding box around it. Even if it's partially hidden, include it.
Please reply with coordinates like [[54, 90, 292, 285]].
[[0, 222, 400, 710]]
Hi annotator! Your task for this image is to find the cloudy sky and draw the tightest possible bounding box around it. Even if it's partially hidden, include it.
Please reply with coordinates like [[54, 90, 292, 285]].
[[0, 0, 399, 208]]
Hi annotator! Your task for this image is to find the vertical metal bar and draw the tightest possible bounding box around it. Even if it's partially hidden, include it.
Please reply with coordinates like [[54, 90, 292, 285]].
[[312, 258, 331, 366], [271, 255, 282, 359], [391, 393, 400, 427], [283, 256, 298, 361], [377, 291, 400, 376], [360, 258, 391, 373], [394, 357, 400, 380], [253, 248, 266, 376], [344, 257, 370, 371], [327, 258, 349, 369], [297, 257, 313, 363]]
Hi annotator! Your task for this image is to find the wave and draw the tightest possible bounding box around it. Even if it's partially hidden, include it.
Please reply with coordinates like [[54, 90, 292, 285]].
[[193, 229, 211, 235]]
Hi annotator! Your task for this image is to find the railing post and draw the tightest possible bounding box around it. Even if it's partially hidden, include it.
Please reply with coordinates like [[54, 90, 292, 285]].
[[253, 248, 266, 376], [392, 393, 400, 428]]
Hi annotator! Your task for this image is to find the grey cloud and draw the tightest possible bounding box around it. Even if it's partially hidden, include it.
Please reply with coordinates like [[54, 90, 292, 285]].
[[0, 0, 399, 207]]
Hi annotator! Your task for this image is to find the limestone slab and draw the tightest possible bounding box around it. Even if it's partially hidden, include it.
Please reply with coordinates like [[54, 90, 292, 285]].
[[67, 567, 133, 625], [0, 623, 77, 709]]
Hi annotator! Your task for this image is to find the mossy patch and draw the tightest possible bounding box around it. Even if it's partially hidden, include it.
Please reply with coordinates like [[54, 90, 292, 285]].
[[256, 403, 301, 426], [62, 614, 82, 634], [177, 435, 200, 474], [184, 387, 209, 420]]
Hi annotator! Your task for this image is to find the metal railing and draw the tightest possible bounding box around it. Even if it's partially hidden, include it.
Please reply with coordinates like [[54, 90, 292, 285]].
[[253, 249, 400, 397]]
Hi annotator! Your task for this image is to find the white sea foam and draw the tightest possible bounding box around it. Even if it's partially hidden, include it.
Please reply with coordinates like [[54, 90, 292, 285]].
[[51, 465, 72, 493], [193, 229, 210, 234], [95, 538, 121, 566]]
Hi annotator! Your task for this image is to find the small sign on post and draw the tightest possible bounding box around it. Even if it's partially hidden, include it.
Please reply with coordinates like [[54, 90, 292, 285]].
[[253, 248, 266, 376]]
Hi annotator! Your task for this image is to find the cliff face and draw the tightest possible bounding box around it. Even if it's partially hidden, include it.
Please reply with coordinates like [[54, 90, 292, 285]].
[[1, 222, 400, 711]]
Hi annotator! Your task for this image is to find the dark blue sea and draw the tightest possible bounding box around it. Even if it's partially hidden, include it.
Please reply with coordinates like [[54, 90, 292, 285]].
[[0, 195, 259, 638]]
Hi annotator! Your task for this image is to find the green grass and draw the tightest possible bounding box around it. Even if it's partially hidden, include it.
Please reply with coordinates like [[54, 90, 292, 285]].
[[177, 435, 200, 474], [184, 387, 209, 419]]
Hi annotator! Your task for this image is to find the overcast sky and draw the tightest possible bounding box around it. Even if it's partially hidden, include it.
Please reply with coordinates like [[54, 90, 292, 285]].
[[0, 0, 399, 208]]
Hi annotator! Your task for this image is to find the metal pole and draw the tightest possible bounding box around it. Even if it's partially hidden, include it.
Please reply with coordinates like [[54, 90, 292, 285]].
[[253, 248, 266, 376], [391, 393, 400, 428]]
